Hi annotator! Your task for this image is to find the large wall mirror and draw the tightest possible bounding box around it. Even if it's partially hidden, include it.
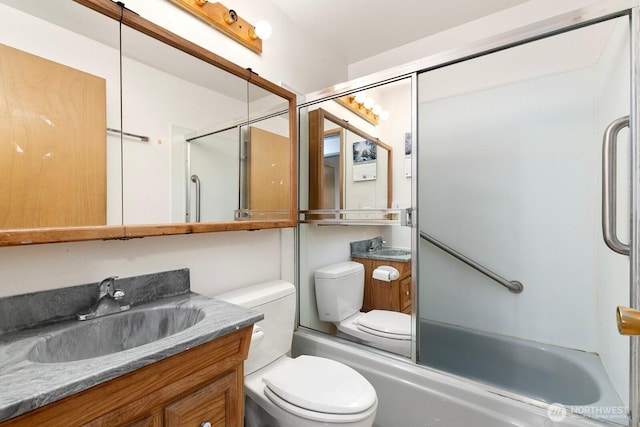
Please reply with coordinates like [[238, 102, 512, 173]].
[[0, 0, 296, 246]]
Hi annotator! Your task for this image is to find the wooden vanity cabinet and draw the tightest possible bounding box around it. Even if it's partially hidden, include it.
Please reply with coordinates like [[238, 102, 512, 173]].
[[352, 257, 412, 314], [0, 327, 252, 427]]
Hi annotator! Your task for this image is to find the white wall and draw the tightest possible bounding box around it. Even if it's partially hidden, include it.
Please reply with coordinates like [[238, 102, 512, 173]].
[[374, 79, 414, 249], [0, 229, 295, 297], [347, 0, 632, 80], [123, 0, 346, 94]]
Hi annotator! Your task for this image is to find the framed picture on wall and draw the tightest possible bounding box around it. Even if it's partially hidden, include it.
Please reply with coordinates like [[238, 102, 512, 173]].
[[353, 140, 377, 181]]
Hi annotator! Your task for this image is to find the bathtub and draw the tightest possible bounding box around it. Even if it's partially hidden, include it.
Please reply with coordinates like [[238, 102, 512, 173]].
[[292, 328, 627, 426], [420, 320, 622, 408]]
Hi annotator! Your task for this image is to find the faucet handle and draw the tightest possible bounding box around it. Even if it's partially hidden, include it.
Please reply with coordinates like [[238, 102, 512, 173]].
[[97, 276, 119, 298], [112, 289, 125, 300]]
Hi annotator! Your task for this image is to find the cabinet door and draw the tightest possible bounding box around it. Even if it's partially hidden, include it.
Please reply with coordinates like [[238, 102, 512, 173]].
[[400, 276, 412, 313], [0, 43, 107, 228], [355, 257, 411, 312], [164, 371, 238, 427]]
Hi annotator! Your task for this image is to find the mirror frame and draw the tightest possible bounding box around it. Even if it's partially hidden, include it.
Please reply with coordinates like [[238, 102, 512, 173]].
[[308, 107, 392, 210], [0, 0, 297, 247]]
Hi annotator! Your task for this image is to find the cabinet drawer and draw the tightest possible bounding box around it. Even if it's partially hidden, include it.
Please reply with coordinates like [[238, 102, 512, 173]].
[[164, 371, 238, 427]]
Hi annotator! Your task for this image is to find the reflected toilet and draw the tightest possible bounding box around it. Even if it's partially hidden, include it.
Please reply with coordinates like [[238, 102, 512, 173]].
[[315, 261, 411, 357]]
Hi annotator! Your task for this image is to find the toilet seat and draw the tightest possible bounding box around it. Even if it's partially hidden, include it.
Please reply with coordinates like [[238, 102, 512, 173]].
[[261, 355, 377, 422], [356, 310, 411, 340]]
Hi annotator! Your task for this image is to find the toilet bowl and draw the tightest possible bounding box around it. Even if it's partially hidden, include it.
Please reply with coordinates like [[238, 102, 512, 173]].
[[245, 355, 377, 427], [216, 280, 377, 427], [315, 261, 411, 356], [336, 309, 411, 355]]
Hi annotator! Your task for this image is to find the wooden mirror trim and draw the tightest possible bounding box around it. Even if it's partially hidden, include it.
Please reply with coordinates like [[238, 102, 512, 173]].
[[309, 108, 392, 211], [0, 0, 296, 247]]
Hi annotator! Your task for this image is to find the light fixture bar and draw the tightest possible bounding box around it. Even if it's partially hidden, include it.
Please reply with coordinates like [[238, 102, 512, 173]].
[[335, 95, 379, 125], [168, 0, 263, 54]]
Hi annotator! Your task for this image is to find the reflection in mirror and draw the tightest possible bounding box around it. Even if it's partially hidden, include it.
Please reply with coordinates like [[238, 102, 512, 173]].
[[120, 27, 292, 223], [120, 25, 249, 225], [239, 82, 291, 219], [298, 77, 413, 352], [309, 108, 392, 211], [185, 127, 240, 222], [0, 0, 297, 246], [0, 0, 122, 228]]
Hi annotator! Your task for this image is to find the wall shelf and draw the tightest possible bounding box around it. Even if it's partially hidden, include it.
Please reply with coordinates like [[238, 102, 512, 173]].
[[299, 208, 413, 226]]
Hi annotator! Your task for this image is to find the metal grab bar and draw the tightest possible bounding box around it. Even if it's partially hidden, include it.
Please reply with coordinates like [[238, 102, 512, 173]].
[[602, 115, 630, 255], [106, 127, 149, 142], [420, 231, 524, 294], [191, 174, 201, 223]]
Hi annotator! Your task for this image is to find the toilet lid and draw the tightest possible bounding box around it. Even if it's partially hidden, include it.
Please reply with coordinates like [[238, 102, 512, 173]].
[[357, 310, 411, 337], [261, 355, 376, 414]]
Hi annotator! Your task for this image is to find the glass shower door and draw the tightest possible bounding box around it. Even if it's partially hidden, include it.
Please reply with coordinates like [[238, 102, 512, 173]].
[[417, 15, 632, 425], [187, 128, 240, 223]]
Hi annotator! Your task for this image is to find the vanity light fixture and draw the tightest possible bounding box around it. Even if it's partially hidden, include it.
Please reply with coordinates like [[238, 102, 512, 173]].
[[336, 93, 390, 126], [168, 0, 271, 54]]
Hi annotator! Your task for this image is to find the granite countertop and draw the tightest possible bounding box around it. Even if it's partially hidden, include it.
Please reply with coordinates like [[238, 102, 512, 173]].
[[351, 249, 412, 262], [350, 236, 411, 262], [0, 281, 262, 422]]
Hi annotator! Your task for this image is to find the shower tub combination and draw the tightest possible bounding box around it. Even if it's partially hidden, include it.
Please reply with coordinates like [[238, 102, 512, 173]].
[[293, 327, 627, 426]]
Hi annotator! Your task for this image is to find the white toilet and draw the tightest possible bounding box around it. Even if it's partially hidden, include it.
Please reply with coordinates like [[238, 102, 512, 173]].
[[216, 280, 377, 427], [315, 261, 412, 356]]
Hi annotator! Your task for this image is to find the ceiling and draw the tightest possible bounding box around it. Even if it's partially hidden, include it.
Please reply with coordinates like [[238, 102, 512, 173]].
[[269, 0, 530, 64]]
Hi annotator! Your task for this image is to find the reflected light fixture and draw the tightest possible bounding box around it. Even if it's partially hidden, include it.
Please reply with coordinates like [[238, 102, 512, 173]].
[[335, 93, 389, 126], [168, 0, 271, 54]]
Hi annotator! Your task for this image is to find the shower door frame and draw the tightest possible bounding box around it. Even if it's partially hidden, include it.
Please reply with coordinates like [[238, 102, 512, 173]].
[[297, 1, 640, 424]]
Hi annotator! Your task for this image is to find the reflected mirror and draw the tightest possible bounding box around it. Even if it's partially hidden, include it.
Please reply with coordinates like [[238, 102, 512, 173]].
[[309, 108, 391, 211], [240, 82, 291, 219], [120, 24, 250, 225], [0, 0, 122, 229]]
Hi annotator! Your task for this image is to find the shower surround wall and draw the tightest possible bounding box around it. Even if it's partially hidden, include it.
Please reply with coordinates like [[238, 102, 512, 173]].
[[418, 18, 630, 403]]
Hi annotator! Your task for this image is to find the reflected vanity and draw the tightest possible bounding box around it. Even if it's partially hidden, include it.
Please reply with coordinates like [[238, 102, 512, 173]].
[[0, 0, 297, 246]]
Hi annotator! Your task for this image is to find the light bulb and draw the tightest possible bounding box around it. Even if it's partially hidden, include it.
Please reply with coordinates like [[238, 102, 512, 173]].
[[254, 20, 272, 40], [354, 93, 366, 104], [363, 97, 374, 109], [372, 105, 382, 115], [379, 110, 390, 120]]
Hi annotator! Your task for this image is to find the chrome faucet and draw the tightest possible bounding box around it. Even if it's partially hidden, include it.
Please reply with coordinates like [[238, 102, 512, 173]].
[[77, 276, 131, 321], [368, 238, 386, 252]]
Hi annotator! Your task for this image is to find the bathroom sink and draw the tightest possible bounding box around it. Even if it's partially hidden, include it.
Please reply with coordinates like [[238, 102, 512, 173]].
[[352, 247, 412, 261], [27, 306, 205, 363], [372, 248, 411, 257]]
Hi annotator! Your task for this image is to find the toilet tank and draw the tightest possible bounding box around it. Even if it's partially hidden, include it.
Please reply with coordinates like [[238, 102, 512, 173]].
[[315, 261, 364, 322], [216, 280, 295, 375]]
